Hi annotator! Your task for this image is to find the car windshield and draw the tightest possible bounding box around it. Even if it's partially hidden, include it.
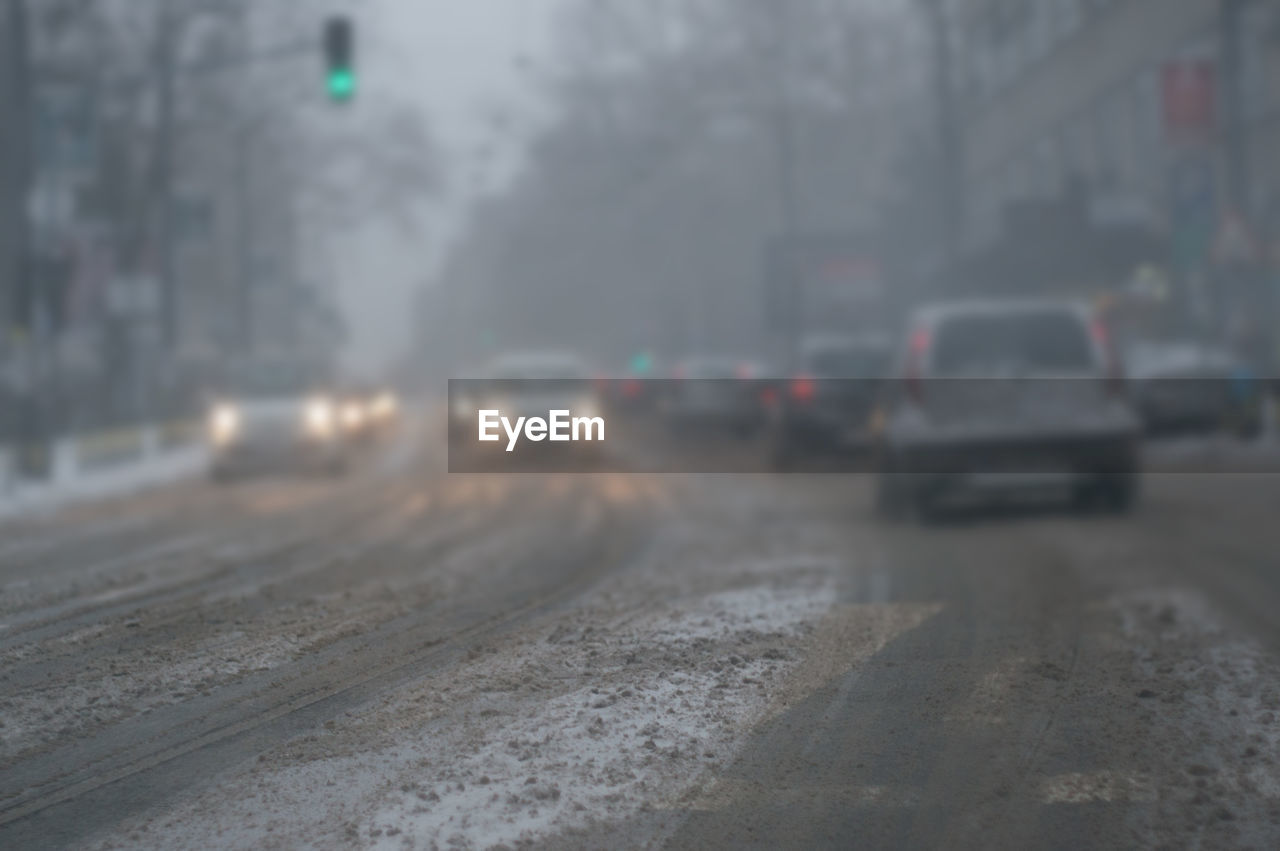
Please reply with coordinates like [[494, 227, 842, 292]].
[[931, 311, 1095, 376], [229, 364, 319, 399]]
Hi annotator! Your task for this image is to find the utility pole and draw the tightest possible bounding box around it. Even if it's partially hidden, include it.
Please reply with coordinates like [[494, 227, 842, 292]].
[[5, 0, 41, 457], [1218, 0, 1249, 219], [766, 1, 803, 372], [234, 122, 254, 355], [155, 2, 178, 354], [921, 0, 964, 268], [0, 0, 29, 346]]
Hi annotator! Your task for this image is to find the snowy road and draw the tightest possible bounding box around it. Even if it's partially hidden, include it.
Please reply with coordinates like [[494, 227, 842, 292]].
[[2, 428, 1280, 849]]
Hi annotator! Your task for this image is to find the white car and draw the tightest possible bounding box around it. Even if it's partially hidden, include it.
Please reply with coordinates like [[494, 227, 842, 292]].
[[875, 299, 1141, 518], [207, 365, 349, 481]]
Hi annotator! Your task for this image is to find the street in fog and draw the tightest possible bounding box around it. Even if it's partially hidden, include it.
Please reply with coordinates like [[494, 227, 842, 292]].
[[5, 0, 1280, 848], [2, 418, 1280, 848]]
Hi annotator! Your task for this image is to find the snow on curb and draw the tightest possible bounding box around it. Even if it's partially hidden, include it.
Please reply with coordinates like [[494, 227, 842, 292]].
[[0, 447, 207, 521]]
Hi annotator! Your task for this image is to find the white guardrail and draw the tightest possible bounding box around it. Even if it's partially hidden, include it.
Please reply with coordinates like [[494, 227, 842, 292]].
[[0, 423, 207, 518]]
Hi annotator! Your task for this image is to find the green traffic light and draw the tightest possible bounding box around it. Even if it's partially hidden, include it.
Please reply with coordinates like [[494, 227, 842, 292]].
[[327, 68, 356, 101]]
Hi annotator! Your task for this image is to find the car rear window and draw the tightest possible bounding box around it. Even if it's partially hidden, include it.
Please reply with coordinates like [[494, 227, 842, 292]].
[[930, 311, 1095, 375], [230, 363, 320, 398]]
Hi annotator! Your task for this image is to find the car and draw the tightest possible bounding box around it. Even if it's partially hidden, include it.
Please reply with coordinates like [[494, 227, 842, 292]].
[[660, 357, 775, 439], [770, 333, 893, 468], [1125, 340, 1262, 438], [366, 386, 402, 437], [335, 384, 376, 445], [206, 361, 350, 481], [874, 299, 1141, 519], [599, 358, 663, 417], [335, 382, 400, 445], [450, 351, 605, 466]]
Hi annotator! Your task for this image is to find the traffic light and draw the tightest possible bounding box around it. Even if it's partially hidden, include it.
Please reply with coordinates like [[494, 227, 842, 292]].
[[323, 16, 355, 102]]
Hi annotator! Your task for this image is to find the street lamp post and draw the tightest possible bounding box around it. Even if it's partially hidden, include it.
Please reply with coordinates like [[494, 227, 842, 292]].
[[919, 0, 964, 269], [766, 1, 803, 373]]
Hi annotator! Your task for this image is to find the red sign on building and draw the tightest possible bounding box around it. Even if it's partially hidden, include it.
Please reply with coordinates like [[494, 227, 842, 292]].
[[1162, 61, 1215, 142]]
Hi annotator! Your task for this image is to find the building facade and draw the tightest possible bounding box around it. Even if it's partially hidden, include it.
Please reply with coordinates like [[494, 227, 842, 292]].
[[944, 0, 1280, 359]]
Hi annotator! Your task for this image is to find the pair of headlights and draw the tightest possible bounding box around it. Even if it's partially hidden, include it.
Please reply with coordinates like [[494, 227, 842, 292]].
[[208, 398, 340, 444]]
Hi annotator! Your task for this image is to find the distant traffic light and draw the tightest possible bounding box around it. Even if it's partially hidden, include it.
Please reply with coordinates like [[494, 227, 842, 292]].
[[323, 16, 355, 102], [628, 351, 654, 376]]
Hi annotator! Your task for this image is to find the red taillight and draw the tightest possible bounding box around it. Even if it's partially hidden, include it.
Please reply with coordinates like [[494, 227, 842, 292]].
[[735, 363, 753, 380], [1088, 317, 1109, 349], [905, 328, 930, 401], [622, 378, 641, 399], [790, 375, 816, 403], [1090, 317, 1125, 397], [909, 327, 930, 357], [760, 385, 779, 408]]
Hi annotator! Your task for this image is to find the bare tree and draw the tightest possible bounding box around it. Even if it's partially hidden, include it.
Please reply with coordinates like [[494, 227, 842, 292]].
[[423, 0, 929, 366]]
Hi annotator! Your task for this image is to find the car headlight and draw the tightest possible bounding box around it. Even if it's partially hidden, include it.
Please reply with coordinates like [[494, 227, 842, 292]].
[[372, 392, 398, 418], [305, 398, 336, 437], [209, 404, 240, 445], [342, 402, 366, 429]]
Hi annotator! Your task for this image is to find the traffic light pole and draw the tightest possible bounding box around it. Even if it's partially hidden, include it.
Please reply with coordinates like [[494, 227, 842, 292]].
[[767, 3, 803, 374], [3, 0, 44, 457], [154, 4, 177, 421], [157, 30, 349, 363], [234, 123, 254, 354], [922, 0, 964, 268]]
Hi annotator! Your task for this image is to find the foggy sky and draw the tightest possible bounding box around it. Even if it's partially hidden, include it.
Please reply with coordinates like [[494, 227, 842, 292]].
[[333, 0, 562, 376]]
